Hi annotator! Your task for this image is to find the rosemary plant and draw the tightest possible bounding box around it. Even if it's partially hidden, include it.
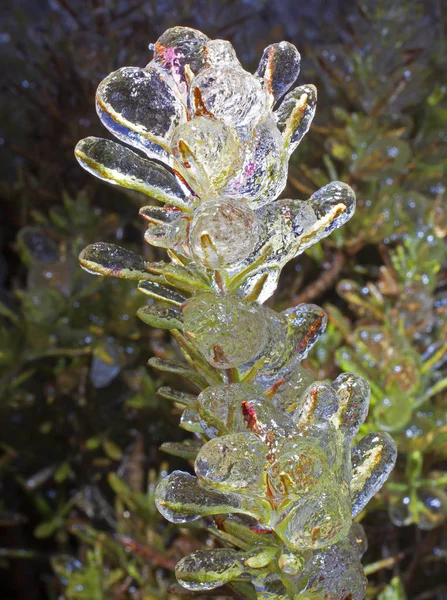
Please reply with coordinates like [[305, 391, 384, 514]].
[[76, 27, 397, 599]]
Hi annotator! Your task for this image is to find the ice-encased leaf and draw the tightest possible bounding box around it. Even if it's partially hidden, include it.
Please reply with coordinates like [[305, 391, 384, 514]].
[[79, 242, 150, 280], [157, 386, 197, 407], [280, 487, 352, 550], [196, 383, 259, 437], [232, 181, 356, 303], [189, 197, 260, 270], [137, 304, 183, 330], [294, 382, 339, 428], [266, 438, 326, 498], [223, 115, 287, 208], [155, 471, 267, 523], [152, 27, 209, 90], [75, 138, 191, 210], [175, 548, 245, 591], [331, 373, 370, 438], [171, 117, 241, 196], [268, 364, 314, 413], [205, 39, 241, 69], [160, 440, 201, 460], [183, 293, 266, 369], [137, 280, 185, 306], [242, 304, 326, 379], [294, 525, 367, 599], [255, 42, 300, 102], [195, 432, 267, 492], [96, 66, 186, 161], [190, 67, 268, 130], [180, 407, 204, 433], [285, 303, 328, 361], [351, 432, 397, 517], [275, 84, 317, 155]]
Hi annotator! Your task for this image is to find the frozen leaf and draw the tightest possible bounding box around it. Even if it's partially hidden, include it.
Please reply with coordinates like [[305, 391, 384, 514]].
[[205, 40, 240, 69], [152, 27, 209, 90], [294, 525, 367, 599], [196, 383, 259, 437], [183, 293, 266, 369], [256, 42, 301, 102], [96, 66, 186, 161], [294, 382, 339, 428], [157, 386, 197, 407], [331, 373, 370, 438], [175, 548, 245, 591], [137, 304, 183, 330], [275, 84, 317, 154], [155, 471, 266, 523], [195, 432, 267, 492], [351, 433, 397, 517], [148, 357, 208, 388], [75, 138, 190, 210], [233, 181, 356, 302], [160, 440, 201, 460], [266, 438, 326, 498], [137, 280, 185, 306], [280, 488, 352, 550], [224, 115, 287, 207], [189, 197, 260, 270], [268, 364, 314, 413], [180, 407, 204, 433], [78, 243, 150, 280], [171, 117, 241, 196]]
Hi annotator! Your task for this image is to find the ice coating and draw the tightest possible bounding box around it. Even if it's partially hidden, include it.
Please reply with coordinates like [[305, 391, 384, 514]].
[[171, 117, 241, 196], [76, 26, 399, 599], [96, 66, 186, 162], [189, 197, 259, 269], [182, 293, 267, 368]]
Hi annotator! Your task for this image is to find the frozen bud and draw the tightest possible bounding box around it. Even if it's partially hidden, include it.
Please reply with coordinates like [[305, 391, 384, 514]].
[[190, 67, 268, 129], [189, 197, 259, 270], [183, 293, 266, 368], [171, 117, 241, 196]]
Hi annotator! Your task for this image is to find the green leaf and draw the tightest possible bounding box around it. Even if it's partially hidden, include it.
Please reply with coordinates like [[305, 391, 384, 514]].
[[79, 242, 151, 280], [160, 441, 201, 460]]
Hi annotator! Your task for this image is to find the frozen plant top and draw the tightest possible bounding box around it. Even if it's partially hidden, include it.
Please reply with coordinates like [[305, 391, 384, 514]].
[[75, 27, 398, 599], [76, 26, 356, 303]]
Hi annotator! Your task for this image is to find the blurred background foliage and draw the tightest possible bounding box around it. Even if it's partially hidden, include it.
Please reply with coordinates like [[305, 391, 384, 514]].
[[0, 0, 446, 598]]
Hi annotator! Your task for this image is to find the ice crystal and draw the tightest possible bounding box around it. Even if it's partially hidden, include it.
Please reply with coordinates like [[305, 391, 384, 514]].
[[76, 26, 398, 600]]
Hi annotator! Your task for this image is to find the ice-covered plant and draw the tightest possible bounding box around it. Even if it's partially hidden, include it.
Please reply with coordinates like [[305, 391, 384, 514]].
[[75, 27, 397, 599]]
